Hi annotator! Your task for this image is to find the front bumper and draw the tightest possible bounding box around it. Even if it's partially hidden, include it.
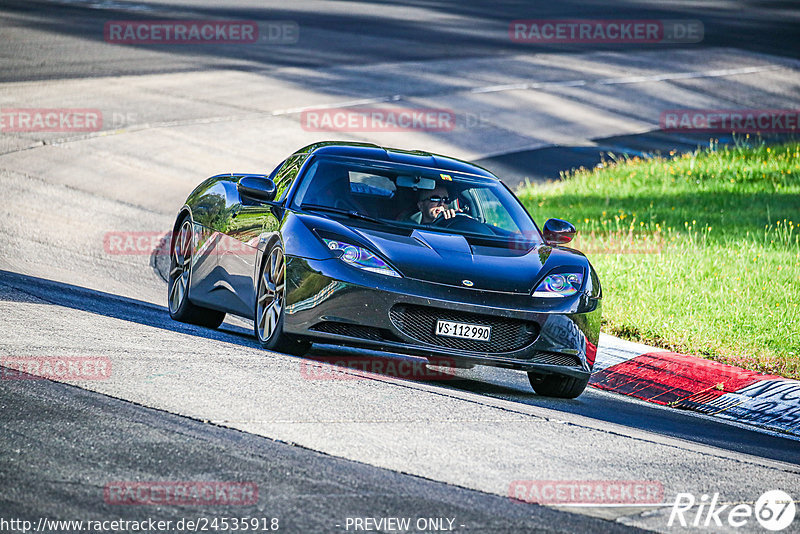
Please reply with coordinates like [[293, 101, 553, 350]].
[[284, 256, 601, 379]]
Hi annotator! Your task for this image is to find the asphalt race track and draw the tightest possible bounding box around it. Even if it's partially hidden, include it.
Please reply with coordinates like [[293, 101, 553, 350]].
[[1, 1, 800, 533]]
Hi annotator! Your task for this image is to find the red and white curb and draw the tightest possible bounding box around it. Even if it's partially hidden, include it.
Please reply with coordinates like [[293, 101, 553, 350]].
[[591, 334, 800, 438]]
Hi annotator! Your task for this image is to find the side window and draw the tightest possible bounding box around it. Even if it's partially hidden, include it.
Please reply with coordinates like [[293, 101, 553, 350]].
[[469, 187, 517, 232], [267, 159, 286, 181], [274, 154, 307, 202]]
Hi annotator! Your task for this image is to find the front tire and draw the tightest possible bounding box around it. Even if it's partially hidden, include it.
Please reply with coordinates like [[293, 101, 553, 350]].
[[255, 242, 311, 355], [527, 372, 588, 399], [168, 217, 226, 328]]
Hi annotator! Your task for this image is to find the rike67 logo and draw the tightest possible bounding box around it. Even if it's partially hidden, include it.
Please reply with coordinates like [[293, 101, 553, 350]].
[[669, 490, 796, 531]]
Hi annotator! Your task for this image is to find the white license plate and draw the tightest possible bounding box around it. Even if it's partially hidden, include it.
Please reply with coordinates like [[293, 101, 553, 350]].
[[435, 320, 491, 341]]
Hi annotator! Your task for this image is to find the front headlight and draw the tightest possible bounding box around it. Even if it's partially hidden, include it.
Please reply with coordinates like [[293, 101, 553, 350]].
[[323, 239, 401, 278], [532, 272, 583, 298]]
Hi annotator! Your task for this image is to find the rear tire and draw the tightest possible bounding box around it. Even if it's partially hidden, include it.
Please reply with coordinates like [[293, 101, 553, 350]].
[[255, 242, 311, 355], [168, 216, 226, 328], [527, 372, 588, 399]]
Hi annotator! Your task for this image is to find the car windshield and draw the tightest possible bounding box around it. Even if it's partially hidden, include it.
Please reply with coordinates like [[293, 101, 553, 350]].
[[292, 155, 541, 244]]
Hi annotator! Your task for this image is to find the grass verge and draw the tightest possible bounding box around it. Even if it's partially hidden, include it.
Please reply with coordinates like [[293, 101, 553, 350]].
[[517, 138, 800, 379]]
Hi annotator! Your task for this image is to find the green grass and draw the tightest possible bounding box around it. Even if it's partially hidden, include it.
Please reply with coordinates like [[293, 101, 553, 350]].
[[516, 139, 800, 379]]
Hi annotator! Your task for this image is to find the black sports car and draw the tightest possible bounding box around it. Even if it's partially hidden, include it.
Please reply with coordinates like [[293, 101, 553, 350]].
[[168, 141, 601, 398]]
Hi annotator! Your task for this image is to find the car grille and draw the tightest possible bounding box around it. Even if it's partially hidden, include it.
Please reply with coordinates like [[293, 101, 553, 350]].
[[389, 304, 539, 354], [311, 322, 400, 342]]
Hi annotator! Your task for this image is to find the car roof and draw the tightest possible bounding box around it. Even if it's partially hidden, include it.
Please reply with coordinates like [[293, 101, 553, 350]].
[[294, 141, 498, 180]]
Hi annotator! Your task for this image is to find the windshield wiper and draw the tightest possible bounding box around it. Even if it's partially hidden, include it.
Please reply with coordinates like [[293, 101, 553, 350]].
[[301, 204, 382, 224]]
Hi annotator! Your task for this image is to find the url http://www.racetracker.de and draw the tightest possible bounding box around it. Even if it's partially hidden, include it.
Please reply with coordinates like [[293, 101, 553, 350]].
[[0, 516, 282, 533]]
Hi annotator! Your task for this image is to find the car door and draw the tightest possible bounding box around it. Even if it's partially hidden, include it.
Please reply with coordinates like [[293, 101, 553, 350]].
[[216, 157, 304, 317]]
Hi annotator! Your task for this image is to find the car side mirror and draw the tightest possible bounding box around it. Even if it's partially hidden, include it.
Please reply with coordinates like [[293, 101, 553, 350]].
[[237, 175, 277, 203], [542, 218, 576, 245]]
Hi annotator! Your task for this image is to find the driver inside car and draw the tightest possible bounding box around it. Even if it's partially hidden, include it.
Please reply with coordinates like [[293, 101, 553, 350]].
[[410, 185, 461, 224]]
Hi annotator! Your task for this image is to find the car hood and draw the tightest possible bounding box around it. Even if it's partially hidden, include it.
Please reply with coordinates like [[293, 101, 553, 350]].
[[351, 226, 558, 294]]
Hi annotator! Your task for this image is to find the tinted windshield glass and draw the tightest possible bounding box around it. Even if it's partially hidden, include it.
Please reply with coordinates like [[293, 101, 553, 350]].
[[292, 156, 540, 243]]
